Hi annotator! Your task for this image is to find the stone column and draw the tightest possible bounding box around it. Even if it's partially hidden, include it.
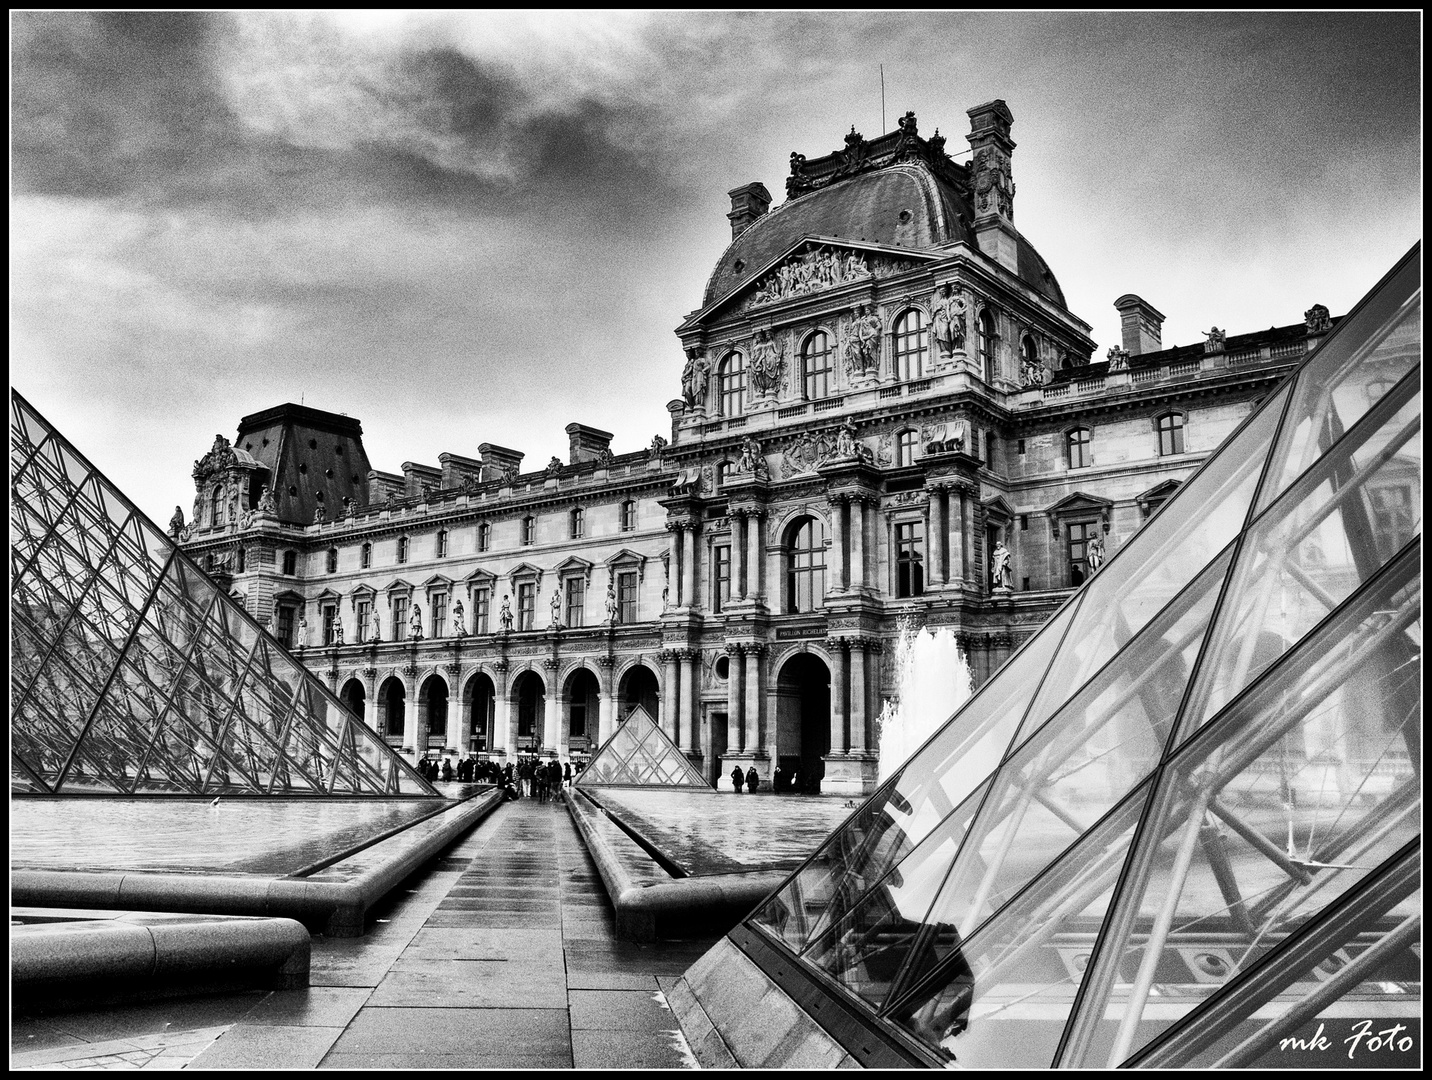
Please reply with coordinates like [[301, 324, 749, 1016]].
[[827, 639, 849, 754], [680, 649, 701, 755], [542, 658, 561, 759], [928, 485, 947, 587], [829, 495, 848, 593], [402, 665, 420, 764], [682, 522, 699, 611], [494, 660, 515, 759], [745, 510, 764, 601], [727, 644, 744, 753], [743, 643, 764, 754], [954, 486, 970, 584], [849, 640, 868, 754], [849, 497, 866, 591], [660, 649, 680, 744], [596, 656, 616, 746], [731, 513, 748, 601], [666, 522, 684, 607], [444, 665, 464, 753]]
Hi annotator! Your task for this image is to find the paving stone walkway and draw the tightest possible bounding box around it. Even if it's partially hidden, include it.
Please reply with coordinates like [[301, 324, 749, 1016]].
[[11, 796, 716, 1070]]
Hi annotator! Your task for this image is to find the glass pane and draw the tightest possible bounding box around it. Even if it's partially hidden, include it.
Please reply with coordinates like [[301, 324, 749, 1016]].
[[750, 600, 1078, 954], [884, 783, 1152, 1068], [1179, 373, 1420, 742], [1061, 547, 1420, 1068], [1258, 253, 1420, 513], [1021, 385, 1287, 742]]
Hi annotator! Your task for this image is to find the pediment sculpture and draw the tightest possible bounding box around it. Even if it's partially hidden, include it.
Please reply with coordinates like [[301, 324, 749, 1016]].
[[749, 247, 872, 307]]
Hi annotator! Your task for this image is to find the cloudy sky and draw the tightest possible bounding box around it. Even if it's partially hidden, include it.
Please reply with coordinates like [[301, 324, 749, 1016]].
[[12, 11, 1421, 524]]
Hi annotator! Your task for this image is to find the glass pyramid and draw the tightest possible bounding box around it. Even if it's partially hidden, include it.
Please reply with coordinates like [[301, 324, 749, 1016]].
[[723, 246, 1421, 1068], [10, 391, 437, 798], [575, 705, 710, 788]]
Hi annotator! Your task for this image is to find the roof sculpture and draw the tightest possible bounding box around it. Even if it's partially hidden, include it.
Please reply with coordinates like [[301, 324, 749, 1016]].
[[10, 392, 437, 797], [575, 705, 710, 789], [685, 245, 1421, 1068]]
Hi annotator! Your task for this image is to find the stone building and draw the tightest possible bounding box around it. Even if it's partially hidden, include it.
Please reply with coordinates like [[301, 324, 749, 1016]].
[[177, 101, 1339, 795]]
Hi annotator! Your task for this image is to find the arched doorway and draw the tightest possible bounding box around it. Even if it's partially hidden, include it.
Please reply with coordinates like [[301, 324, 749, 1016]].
[[339, 678, 366, 724], [378, 677, 405, 742], [464, 673, 496, 754], [511, 670, 545, 754], [617, 664, 660, 721], [419, 675, 449, 754], [776, 654, 831, 793], [565, 667, 600, 755]]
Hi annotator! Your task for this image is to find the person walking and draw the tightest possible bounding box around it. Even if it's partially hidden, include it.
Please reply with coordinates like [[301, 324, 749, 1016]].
[[745, 766, 759, 794], [731, 765, 744, 793], [563, 761, 573, 789]]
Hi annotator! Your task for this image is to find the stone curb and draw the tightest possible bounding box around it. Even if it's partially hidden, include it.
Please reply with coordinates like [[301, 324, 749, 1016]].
[[563, 788, 785, 943], [11, 788, 504, 938]]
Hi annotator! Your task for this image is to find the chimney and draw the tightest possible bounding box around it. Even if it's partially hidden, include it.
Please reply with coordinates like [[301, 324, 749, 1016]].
[[1112, 295, 1166, 356], [477, 442, 523, 482], [565, 423, 614, 465], [727, 182, 772, 240], [965, 100, 1018, 275]]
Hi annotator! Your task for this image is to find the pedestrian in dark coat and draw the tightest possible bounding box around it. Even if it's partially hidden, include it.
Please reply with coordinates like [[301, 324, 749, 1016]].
[[773, 765, 785, 793], [563, 762, 573, 788], [442, 758, 454, 782], [731, 765, 744, 793], [745, 766, 759, 793]]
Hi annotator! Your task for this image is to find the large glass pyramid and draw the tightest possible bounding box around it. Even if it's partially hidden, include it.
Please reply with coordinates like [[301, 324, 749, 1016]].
[[575, 705, 710, 788], [708, 247, 1421, 1068], [11, 392, 437, 798]]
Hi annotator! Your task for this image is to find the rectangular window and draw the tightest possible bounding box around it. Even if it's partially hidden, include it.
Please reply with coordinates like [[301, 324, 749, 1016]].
[[564, 578, 585, 628], [282, 550, 297, 575], [570, 508, 585, 539], [437, 530, 448, 557], [392, 596, 409, 641], [621, 501, 636, 531], [1022, 576, 1031, 591], [477, 523, 490, 552], [431, 593, 447, 638], [1157, 414, 1186, 456], [1068, 521, 1094, 587], [1067, 428, 1092, 469], [896, 521, 925, 598], [517, 582, 535, 631], [356, 599, 371, 642], [617, 571, 638, 624], [326, 548, 337, 573], [236, 548, 246, 573], [397, 537, 409, 563], [276, 606, 295, 648], [322, 604, 337, 646], [1017, 438, 1026, 455], [1020, 514, 1029, 531], [474, 588, 490, 635], [522, 517, 535, 545], [713, 544, 731, 613], [361, 543, 371, 568]]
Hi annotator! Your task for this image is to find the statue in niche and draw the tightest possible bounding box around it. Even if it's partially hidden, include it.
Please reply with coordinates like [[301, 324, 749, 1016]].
[[749, 331, 785, 395], [844, 305, 882, 377], [1086, 534, 1105, 572], [991, 540, 1013, 591], [169, 506, 185, 538], [499, 594, 514, 632], [931, 283, 967, 359], [409, 602, 424, 641], [192, 493, 204, 526], [551, 589, 562, 628], [229, 491, 240, 526], [605, 581, 619, 624], [681, 349, 709, 408], [371, 611, 381, 643], [452, 598, 466, 637], [1023, 354, 1048, 386]]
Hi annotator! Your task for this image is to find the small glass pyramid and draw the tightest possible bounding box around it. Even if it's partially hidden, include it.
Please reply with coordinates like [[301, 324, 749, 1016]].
[[10, 391, 437, 798], [575, 705, 710, 788], [715, 246, 1421, 1068]]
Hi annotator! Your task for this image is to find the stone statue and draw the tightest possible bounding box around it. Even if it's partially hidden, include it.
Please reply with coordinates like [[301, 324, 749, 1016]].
[[409, 602, 424, 641], [1106, 346, 1130, 372], [648, 434, 667, 461], [737, 435, 767, 478], [1086, 534, 1105, 572], [662, 583, 669, 610], [371, 612, 381, 643], [991, 541, 1013, 591], [550, 589, 562, 627], [931, 284, 967, 358], [313, 503, 326, 524], [834, 422, 857, 460], [680, 350, 709, 408], [333, 618, 345, 646], [596, 447, 614, 467], [344, 497, 357, 520], [452, 598, 466, 637], [192, 493, 204, 526], [1203, 326, 1226, 352], [1022, 354, 1047, 386], [228, 491, 240, 525], [897, 110, 918, 136], [749, 331, 785, 395], [168, 506, 185, 538], [1305, 303, 1331, 335], [546, 456, 563, 476], [605, 581, 619, 624], [844, 304, 882, 378], [257, 485, 277, 514], [297, 613, 308, 651], [499, 594, 514, 632]]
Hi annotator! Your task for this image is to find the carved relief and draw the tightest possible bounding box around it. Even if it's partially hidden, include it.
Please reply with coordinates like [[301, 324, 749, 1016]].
[[680, 349, 709, 408], [750, 247, 872, 306], [748, 331, 786, 396], [930, 283, 967, 359], [842, 304, 882, 378], [971, 145, 1015, 219]]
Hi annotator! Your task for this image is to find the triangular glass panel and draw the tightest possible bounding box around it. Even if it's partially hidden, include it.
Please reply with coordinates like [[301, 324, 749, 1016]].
[[574, 705, 708, 788]]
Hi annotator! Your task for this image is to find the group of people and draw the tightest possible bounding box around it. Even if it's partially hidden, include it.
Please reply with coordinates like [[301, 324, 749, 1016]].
[[504, 756, 577, 802], [729, 764, 821, 794]]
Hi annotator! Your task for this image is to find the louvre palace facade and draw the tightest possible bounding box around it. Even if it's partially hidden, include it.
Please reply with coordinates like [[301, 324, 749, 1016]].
[[176, 101, 1341, 794]]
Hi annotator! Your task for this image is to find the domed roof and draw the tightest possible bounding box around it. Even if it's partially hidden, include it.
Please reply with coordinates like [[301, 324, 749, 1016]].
[[700, 131, 1064, 312]]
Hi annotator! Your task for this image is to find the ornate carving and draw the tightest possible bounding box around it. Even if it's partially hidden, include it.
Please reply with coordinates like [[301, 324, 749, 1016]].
[[1304, 303, 1331, 334], [749, 247, 872, 307], [748, 331, 787, 395], [991, 540, 1013, 591], [595, 654, 616, 669], [313, 503, 326, 525], [168, 506, 185, 538], [842, 304, 882, 378], [192, 434, 236, 481], [492, 658, 510, 674], [408, 602, 424, 640], [1203, 326, 1226, 353], [931, 283, 967, 359], [498, 594, 514, 632], [875, 433, 894, 467], [542, 657, 560, 671], [1086, 533, 1105, 572], [971, 144, 1015, 219], [648, 434, 668, 461], [595, 446, 615, 467], [452, 598, 467, 637], [545, 456, 563, 477], [736, 435, 768, 479], [781, 429, 833, 476], [1105, 346, 1130, 373]]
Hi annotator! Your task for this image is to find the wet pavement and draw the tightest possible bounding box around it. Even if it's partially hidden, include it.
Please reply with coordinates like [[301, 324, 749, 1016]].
[[11, 796, 714, 1070]]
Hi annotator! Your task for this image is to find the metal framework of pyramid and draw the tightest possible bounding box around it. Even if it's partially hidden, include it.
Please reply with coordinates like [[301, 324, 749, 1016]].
[[575, 705, 710, 788], [10, 392, 437, 798], [702, 247, 1421, 1068]]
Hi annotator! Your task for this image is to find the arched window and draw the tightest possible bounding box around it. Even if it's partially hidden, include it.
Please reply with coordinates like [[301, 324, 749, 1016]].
[[397, 536, 409, 564], [897, 429, 918, 468], [360, 542, 371, 569], [570, 507, 585, 540], [1067, 427, 1093, 469], [894, 309, 928, 381], [978, 309, 998, 383], [521, 516, 535, 545], [802, 331, 833, 400], [436, 529, 449, 558], [325, 548, 338, 574], [477, 522, 491, 551], [785, 516, 827, 613], [719, 352, 746, 417], [1156, 412, 1186, 456], [210, 487, 224, 527], [1021, 334, 1038, 370]]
